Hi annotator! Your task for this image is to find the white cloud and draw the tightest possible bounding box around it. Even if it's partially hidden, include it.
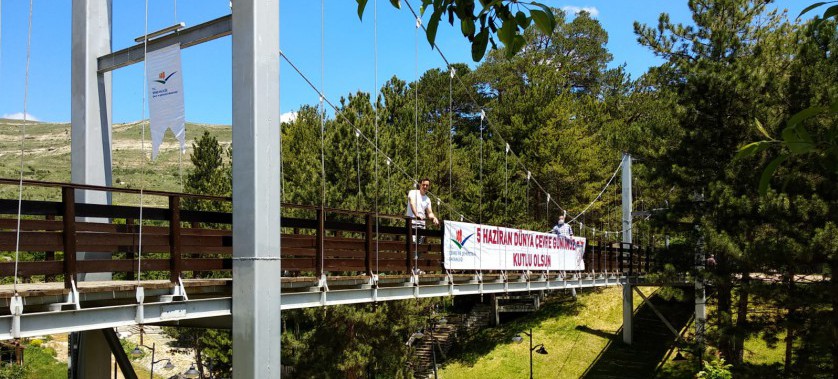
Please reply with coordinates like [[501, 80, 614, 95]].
[[561, 6, 599, 17], [280, 111, 297, 124], [2, 112, 40, 122]]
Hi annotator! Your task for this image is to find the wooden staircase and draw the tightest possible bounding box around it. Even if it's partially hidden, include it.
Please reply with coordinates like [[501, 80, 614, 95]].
[[412, 303, 494, 378]]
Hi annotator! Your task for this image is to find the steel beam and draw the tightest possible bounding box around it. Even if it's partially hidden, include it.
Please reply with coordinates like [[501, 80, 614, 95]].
[[231, 1, 281, 378], [623, 283, 633, 344], [0, 278, 631, 339], [97, 15, 232, 73], [0, 298, 232, 340]]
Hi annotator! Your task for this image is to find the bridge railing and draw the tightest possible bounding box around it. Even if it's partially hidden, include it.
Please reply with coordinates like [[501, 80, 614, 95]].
[[0, 179, 654, 292]]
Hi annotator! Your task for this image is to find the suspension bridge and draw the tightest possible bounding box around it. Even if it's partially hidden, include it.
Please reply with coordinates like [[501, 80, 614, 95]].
[[0, 2, 700, 378]]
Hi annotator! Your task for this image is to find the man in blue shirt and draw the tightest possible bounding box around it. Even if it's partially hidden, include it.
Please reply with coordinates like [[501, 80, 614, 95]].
[[551, 213, 573, 238]]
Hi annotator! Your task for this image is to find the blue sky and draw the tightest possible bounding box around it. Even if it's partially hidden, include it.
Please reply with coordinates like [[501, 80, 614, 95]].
[[0, 0, 809, 125]]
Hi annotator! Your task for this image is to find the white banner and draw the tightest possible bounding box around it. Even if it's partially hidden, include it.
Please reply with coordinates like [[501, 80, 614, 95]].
[[444, 221, 586, 271], [146, 43, 185, 160]]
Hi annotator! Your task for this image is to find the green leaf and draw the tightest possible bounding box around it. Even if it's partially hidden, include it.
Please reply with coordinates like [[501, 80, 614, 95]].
[[426, 8, 443, 48], [506, 35, 527, 57], [530, 9, 554, 35], [461, 18, 475, 36], [786, 105, 828, 128], [759, 154, 789, 195], [515, 11, 530, 29], [356, 0, 369, 20], [823, 4, 838, 19], [781, 125, 815, 154], [754, 118, 773, 140], [389, 0, 401, 9], [472, 28, 489, 61], [735, 141, 772, 160], [497, 18, 516, 47], [798, 2, 829, 19]]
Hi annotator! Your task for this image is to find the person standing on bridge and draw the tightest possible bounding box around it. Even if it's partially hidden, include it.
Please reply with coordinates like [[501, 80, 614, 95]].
[[407, 178, 439, 275], [551, 212, 573, 238], [406, 178, 440, 233]]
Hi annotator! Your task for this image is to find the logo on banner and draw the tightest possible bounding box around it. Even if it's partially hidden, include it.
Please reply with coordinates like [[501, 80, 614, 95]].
[[155, 71, 177, 85], [450, 229, 474, 250]]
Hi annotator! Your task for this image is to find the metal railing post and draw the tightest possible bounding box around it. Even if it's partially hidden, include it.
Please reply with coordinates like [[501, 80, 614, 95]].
[[365, 213, 374, 276], [405, 218, 414, 274], [62, 187, 77, 289], [316, 207, 325, 278], [169, 196, 182, 283]]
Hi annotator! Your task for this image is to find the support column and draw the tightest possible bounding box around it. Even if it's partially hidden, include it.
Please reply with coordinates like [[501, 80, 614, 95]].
[[621, 153, 632, 245], [492, 295, 499, 326], [621, 153, 634, 345], [622, 282, 633, 344], [231, 1, 281, 378], [70, 1, 113, 377]]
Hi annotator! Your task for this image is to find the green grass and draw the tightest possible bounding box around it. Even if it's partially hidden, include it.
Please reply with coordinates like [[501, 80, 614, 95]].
[[23, 345, 66, 379], [440, 287, 645, 379]]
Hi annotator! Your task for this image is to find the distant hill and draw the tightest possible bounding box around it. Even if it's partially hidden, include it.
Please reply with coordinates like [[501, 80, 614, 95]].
[[0, 119, 231, 207]]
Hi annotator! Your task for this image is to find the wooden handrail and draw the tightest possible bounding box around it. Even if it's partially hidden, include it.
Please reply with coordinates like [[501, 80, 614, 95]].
[[0, 180, 657, 283]]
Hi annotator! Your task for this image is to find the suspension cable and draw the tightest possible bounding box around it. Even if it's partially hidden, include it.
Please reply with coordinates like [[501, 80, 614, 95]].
[[504, 143, 509, 226], [448, 65, 454, 220], [137, 0, 150, 284], [402, 2, 567, 215], [320, 0, 326, 273], [479, 110, 484, 225], [374, 0, 380, 274], [404, 2, 640, 237], [280, 51, 475, 223], [12, 0, 34, 293], [414, 15, 420, 182]]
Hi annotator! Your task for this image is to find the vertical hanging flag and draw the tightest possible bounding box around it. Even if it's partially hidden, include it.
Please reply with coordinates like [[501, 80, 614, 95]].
[[146, 43, 185, 160]]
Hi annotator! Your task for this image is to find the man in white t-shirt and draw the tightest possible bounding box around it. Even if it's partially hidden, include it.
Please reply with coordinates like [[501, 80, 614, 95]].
[[406, 178, 439, 275], [406, 178, 440, 229]]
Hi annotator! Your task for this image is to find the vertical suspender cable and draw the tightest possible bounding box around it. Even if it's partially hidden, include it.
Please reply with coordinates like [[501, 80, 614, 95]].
[[137, 0, 151, 284], [448, 67, 453, 220], [504, 143, 509, 226], [174, 0, 183, 192], [356, 127, 361, 209], [479, 110, 484, 225], [373, 0, 380, 273], [414, 16, 420, 182], [13, 0, 34, 293], [526, 171, 531, 223], [320, 0, 326, 273], [547, 193, 552, 230], [320, 0, 326, 208]]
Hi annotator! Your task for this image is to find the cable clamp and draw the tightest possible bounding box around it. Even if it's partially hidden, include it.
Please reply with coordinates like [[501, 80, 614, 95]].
[[10, 294, 24, 338]]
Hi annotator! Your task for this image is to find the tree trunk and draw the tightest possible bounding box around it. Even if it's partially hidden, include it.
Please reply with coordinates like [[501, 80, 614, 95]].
[[732, 272, 749, 366], [784, 273, 795, 376], [717, 279, 733, 361]]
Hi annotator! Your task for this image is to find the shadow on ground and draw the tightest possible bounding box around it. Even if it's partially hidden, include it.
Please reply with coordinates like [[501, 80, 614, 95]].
[[580, 291, 694, 379]]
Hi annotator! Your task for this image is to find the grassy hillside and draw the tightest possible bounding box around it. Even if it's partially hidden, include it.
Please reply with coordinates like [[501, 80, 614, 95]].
[[0, 119, 231, 207], [440, 287, 636, 379], [439, 287, 786, 379]]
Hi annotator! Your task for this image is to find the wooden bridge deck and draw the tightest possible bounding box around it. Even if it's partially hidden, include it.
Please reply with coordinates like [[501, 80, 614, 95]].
[[0, 179, 656, 334]]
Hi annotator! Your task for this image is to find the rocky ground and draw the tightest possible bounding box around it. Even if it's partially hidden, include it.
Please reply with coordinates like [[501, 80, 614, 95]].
[[42, 326, 198, 379]]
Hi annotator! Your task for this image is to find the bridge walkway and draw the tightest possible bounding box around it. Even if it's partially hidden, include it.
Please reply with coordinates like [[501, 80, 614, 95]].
[[0, 179, 656, 340]]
